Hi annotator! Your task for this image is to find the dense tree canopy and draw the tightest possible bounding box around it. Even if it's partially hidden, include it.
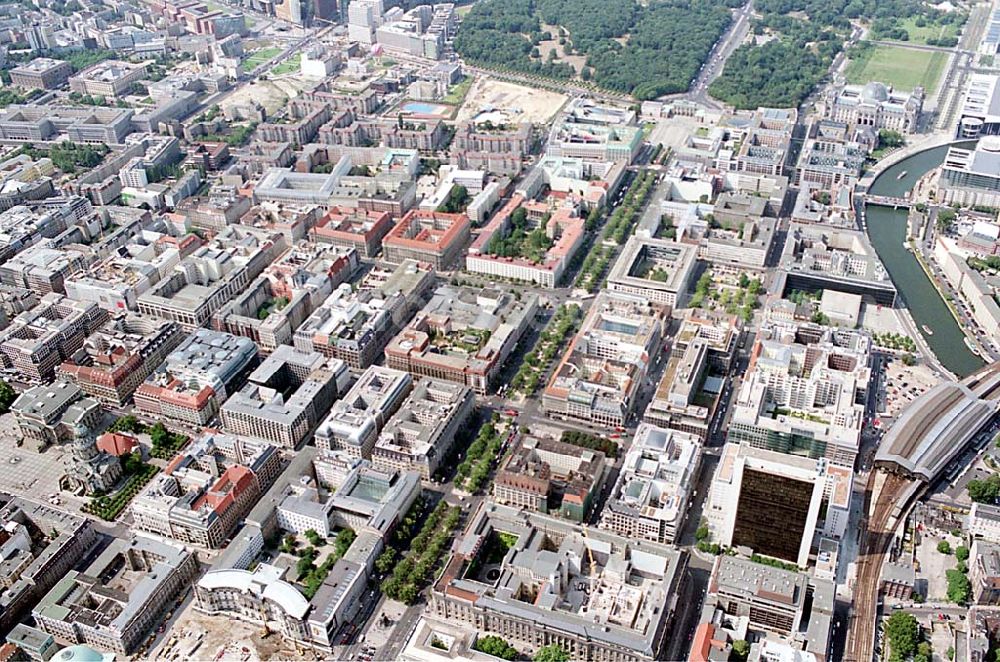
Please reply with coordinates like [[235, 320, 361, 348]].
[[884, 611, 919, 660], [968, 474, 1000, 504], [709, 38, 831, 109], [534, 645, 570, 662], [473, 636, 519, 661], [710, 0, 931, 108], [455, 0, 732, 99]]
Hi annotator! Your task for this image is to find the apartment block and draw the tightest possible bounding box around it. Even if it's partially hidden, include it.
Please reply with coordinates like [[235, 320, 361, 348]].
[[0, 497, 96, 634], [311, 207, 393, 258], [728, 322, 870, 468], [33, 536, 198, 655], [543, 293, 665, 428], [69, 61, 147, 98], [430, 502, 687, 662], [645, 310, 740, 440], [211, 242, 358, 352], [698, 554, 834, 661], [465, 196, 586, 288], [257, 101, 332, 146], [314, 365, 412, 457], [972, 540, 1000, 605], [371, 378, 474, 479], [385, 285, 537, 395], [131, 433, 281, 548], [493, 433, 606, 522], [607, 236, 698, 306], [138, 226, 287, 330], [600, 423, 701, 545], [382, 209, 470, 270], [221, 345, 350, 449], [134, 328, 258, 427], [9, 58, 72, 90], [451, 121, 532, 176], [0, 293, 108, 383], [0, 105, 134, 145], [56, 315, 184, 407]]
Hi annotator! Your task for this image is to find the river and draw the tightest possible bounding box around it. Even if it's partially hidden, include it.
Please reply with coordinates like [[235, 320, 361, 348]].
[[865, 143, 985, 377]]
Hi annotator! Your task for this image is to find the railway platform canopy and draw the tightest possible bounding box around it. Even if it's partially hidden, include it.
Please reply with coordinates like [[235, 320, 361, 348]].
[[875, 363, 1000, 482]]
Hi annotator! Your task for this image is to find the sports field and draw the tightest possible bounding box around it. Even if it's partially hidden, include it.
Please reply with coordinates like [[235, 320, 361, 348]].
[[845, 43, 947, 94]]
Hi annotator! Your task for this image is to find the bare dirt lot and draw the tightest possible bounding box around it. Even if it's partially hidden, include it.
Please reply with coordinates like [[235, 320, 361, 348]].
[[223, 76, 314, 116], [537, 23, 587, 75], [456, 76, 568, 124], [154, 601, 311, 662]]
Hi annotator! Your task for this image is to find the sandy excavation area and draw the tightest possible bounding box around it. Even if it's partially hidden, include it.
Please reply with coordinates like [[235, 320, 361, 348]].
[[456, 76, 568, 124]]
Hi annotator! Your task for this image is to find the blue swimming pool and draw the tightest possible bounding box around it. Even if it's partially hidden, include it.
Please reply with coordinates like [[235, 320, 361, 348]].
[[401, 102, 449, 115]]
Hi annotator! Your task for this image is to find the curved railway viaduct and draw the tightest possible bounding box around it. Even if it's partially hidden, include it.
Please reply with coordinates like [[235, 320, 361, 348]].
[[845, 362, 1000, 661]]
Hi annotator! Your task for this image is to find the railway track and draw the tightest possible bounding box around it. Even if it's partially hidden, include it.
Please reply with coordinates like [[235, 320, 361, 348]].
[[844, 472, 915, 662]]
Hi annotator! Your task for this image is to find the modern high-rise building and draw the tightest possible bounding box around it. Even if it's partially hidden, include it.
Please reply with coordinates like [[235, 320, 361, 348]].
[[347, 0, 383, 43], [706, 444, 852, 568], [727, 322, 870, 468]]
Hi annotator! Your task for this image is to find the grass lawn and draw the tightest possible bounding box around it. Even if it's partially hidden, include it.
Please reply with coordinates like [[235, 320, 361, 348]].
[[888, 16, 959, 45], [245, 46, 282, 70], [845, 43, 947, 94], [442, 77, 474, 105], [272, 53, 301, 75]]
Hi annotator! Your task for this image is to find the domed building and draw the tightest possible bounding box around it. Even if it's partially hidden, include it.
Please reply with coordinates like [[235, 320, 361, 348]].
[[822, 80, 923, 133], [53, 644, 116, 662], [59, 423, 123, 496]]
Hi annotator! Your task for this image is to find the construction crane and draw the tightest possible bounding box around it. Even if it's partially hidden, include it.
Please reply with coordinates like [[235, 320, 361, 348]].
[[579, 525, 599, 594]]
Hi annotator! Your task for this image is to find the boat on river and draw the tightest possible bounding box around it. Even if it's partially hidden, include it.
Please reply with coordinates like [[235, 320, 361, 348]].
[[922, 325, 933, 336], [897, 171, 908, 180], [965, 337, 981, 356]]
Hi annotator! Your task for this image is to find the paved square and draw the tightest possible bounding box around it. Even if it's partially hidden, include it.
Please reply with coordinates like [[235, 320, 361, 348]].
[[0, 413, 83, 510]]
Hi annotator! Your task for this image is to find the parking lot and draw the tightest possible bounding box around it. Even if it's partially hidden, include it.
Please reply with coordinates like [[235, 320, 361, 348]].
[[914, 529, 964, 602]]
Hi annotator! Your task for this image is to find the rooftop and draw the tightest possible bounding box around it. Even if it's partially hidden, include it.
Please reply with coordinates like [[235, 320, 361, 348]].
[[435, 502, 685, 657]]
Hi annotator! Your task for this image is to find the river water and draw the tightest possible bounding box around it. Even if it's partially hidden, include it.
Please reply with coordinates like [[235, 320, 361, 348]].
[[865, 144, 985, 377]]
